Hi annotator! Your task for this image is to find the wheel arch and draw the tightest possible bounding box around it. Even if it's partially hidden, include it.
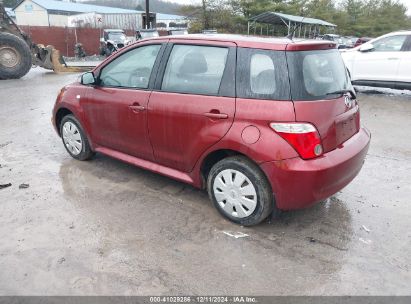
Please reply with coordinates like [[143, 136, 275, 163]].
[[199, 148, 265, 189], [55, 107, 73, 136]]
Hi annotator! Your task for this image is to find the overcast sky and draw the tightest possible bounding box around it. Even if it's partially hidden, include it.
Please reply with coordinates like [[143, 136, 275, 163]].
[[168, 0, 411, 15], [401, 0, 411, 13]]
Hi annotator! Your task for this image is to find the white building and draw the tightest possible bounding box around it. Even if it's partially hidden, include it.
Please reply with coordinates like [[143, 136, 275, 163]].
[[13, 0, 145, 29]]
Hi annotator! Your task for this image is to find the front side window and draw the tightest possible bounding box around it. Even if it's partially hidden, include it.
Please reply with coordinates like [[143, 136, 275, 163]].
[[99, 44, 161, 89], [372, 35, 407, 52], [237, 48, 290, 100], [287, 49, 352, 100], [161, 45, 228, 95]]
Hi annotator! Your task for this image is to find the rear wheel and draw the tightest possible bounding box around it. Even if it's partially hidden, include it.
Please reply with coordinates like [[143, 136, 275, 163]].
[[60, 115, 94, 161], [207, 156, 274, 226], [0, 32, 32, 79]]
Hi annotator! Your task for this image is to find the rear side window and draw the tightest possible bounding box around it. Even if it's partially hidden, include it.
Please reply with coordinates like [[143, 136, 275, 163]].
[[250, 54, 276, 95], [287, 49, 352, 100], [161, 45, 228, 95], [237, 48, 290, 100]]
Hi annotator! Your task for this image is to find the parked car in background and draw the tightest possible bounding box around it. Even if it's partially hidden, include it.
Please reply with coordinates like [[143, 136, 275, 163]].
[[322, 34, 347, 49], [99, 29, 129, 57], [342, 31, 411, 89], [52, 35, 370, 226], [202, 29, 218, 34], [341, 36, 358, 48], [168, 29, 188, 35], [353, 37, 372, 47], [136, 29, 160, 40]]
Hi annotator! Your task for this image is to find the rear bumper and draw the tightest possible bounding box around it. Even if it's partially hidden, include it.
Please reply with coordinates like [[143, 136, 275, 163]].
[[260, 127, 371, 210]]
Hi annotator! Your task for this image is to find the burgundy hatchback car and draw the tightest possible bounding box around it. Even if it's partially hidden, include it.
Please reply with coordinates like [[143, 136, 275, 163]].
[[52, 35, 370, 226]]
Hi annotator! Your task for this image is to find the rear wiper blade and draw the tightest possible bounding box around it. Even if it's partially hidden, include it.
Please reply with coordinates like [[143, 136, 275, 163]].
[[326, 89, 356, 99]]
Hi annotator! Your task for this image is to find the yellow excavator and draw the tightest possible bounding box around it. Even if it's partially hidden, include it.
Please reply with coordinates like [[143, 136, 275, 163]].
[[0, 2, 91, 80]]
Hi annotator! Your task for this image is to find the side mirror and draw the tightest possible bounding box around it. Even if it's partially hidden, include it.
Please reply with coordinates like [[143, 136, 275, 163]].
[[359, 43, 374, 52], [81, 72, 96, 85]]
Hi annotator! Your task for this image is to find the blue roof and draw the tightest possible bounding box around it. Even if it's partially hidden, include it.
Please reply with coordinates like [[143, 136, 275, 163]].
[[16, 0, 142, 14], [156, 13, 187, 20]]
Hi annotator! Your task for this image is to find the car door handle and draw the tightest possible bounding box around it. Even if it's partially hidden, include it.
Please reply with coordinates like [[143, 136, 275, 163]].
[[388, 58, 399, 60], [204, 112, 228, 119], [129, 104, 145, 112]]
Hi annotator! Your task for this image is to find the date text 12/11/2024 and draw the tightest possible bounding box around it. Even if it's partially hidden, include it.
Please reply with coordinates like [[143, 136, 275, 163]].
[[149, 296, 258, 303]]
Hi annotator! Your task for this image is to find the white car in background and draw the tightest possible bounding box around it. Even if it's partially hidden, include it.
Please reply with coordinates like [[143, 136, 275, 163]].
[[341, 31, 411, 90]]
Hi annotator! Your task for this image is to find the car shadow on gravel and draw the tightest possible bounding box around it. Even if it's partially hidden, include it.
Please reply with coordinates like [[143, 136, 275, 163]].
[[57, 153, 353, 249]]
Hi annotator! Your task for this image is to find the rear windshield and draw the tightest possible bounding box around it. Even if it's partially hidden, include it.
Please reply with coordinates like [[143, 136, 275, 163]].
[[287, 49, 353, 100]]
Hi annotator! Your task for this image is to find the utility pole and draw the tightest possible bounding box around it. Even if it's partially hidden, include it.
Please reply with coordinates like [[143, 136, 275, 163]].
[[145, 0, 150, 29], [202, 0, 207, 30]]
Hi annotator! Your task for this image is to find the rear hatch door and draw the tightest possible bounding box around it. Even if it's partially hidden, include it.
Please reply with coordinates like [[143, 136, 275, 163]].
[[286, 48, 360, 152]]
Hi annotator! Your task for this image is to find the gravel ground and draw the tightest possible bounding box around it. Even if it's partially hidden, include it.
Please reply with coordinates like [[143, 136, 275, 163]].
[[0, 67, 410, 295]]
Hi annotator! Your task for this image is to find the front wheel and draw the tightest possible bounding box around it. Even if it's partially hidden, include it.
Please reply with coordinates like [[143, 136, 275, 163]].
[[60, 115, 94, 161], [207, 156, 274, 226]]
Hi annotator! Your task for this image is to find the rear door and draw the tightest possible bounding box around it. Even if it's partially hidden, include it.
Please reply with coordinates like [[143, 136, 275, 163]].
[[287, 49, 360, 152], [397, 35, 411, 84], [147, 41, 236, 172], [352, 35, 407, 82]]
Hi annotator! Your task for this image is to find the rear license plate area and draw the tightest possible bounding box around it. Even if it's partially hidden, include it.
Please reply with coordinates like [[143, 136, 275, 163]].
[[335, 106, 359, 145]]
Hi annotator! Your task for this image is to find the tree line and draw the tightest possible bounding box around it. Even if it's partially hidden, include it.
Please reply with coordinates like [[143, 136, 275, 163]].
[[180, 0, 411, 37], [3, 0, 410, 37]]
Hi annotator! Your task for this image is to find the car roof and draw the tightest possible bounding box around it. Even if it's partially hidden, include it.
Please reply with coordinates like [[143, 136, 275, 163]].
[[148, 34, 337, 51], [104, 29, 124, 32]]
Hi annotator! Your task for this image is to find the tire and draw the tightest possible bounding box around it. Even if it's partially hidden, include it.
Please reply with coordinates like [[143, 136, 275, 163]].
[[0, 32, 32, 79], [60, 115, 94, 161], [207, 156, 275, 226], [105, 45, 113, 57], [99, 46, 106, 56]]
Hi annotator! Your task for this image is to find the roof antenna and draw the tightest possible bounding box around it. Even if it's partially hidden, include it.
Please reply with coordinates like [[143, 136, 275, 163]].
[[286, 16, 305, 40]]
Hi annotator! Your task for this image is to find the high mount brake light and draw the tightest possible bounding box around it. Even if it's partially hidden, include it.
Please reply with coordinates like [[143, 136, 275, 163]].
[[270, 123, 323, 159]]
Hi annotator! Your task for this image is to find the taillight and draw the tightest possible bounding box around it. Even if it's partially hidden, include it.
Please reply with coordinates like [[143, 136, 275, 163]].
[[270, 123, 323, 159]]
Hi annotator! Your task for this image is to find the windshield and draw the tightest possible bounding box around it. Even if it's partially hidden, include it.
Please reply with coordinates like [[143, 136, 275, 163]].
[[140, 31, 159, 38], [287, 49, 352, 100], [108, 32, 126, 41]]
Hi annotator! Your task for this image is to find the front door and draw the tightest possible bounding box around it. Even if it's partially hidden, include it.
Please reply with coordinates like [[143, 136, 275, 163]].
[[82, 43, 163, 161], [353, 35, 407, 82], [148, 42, 236, 172]]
